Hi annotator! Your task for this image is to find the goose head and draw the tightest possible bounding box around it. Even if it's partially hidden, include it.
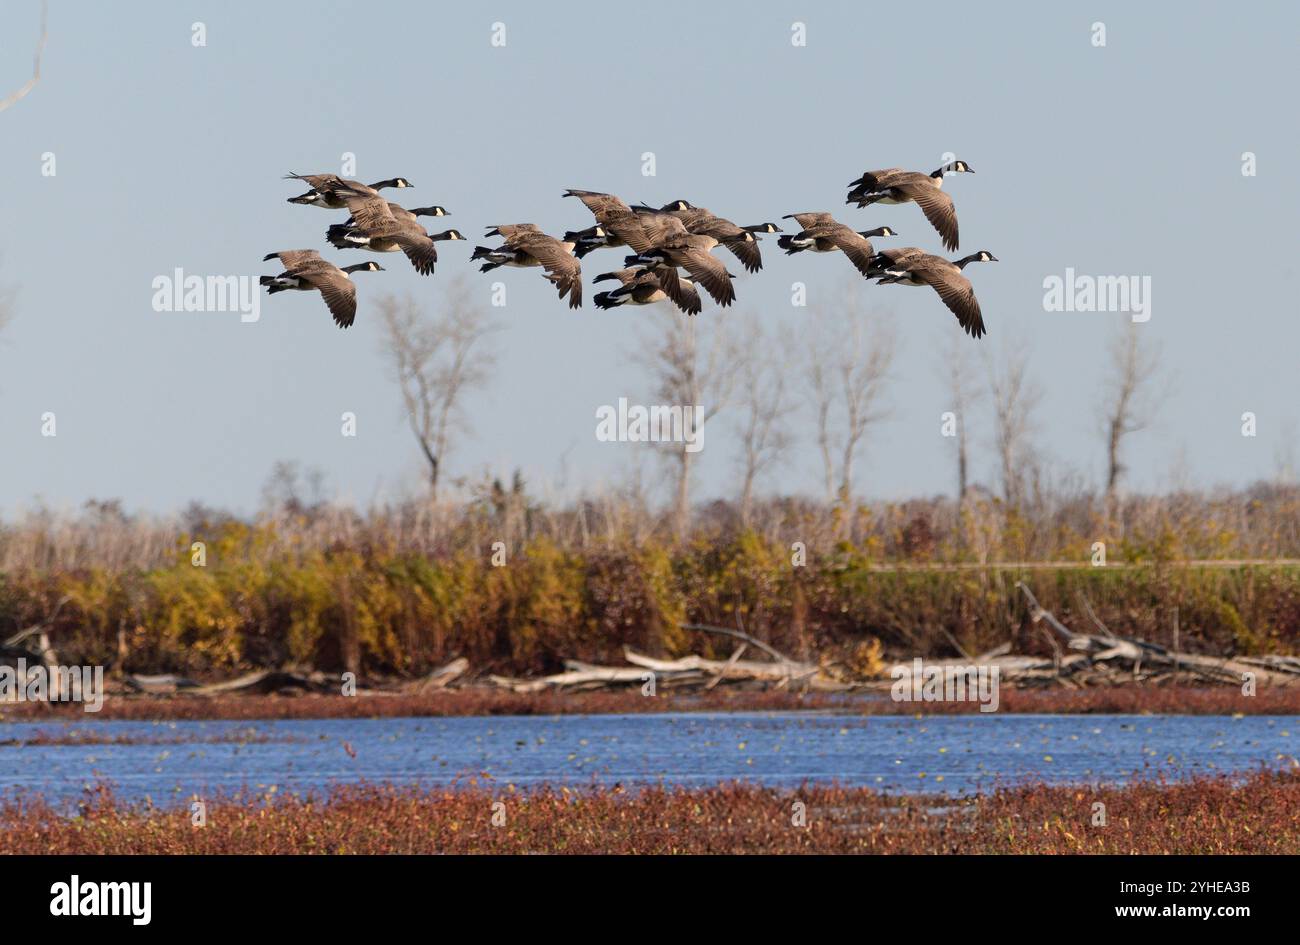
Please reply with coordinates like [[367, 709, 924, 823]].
[[955, 251, 997, 269]]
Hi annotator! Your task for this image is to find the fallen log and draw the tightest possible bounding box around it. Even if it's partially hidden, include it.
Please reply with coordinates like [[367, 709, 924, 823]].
[[188, 670, 315, 696], [407, 657, 469, 694], [125, 673, 201, 694]]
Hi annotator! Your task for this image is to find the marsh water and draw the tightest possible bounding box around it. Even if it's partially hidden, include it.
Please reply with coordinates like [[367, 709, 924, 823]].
[[3, 712, 1297, 811]]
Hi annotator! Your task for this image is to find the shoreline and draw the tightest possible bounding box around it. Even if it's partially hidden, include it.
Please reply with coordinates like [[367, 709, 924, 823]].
[[3, 684, 1299, 721]]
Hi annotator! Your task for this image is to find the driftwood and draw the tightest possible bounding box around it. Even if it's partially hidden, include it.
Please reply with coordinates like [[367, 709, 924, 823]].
[[487, 621, 853, 694], [125, 673, 201, 694], [188, 670, 316, 696], [406, 657, 469, 693], [1015, 582, 1298, 688]]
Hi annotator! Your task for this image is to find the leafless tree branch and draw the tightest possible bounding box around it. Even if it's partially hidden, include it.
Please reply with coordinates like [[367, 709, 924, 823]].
[[379, 279, 498, 500], [0, 1, 48, 114]]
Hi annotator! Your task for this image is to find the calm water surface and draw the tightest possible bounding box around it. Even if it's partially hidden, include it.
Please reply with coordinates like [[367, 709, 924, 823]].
[[3, 712, 1297, 810]]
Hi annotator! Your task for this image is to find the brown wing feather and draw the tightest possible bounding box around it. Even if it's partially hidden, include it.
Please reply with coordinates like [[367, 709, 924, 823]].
[[825, 228, 877, 277], [295, 269, 358, 328], [896, 181, 959, 251], [668, 246, 735, 307], [567, 190, 632, 222], [393, 230, 438, 276], [271, 249, 325, 270], [721, 237, 763, 274], [342, 194, 397, 231], [912, 265, 985, 338], [785, 212, 833, 229], [522, 236, 582, 308], [653, 265, 703, 315]]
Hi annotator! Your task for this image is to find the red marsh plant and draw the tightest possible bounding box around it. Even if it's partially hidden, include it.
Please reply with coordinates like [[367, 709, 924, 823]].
[[4, 770, 1297, 855]]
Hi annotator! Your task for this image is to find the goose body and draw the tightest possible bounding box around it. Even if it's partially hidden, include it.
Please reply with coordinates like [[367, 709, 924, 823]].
[[634, 200, 782, 274], [593, 267, 701, 312], [472, 226, 582, 308], [329, 194, 452, 275], [624, 231, 735, 312], [844, 161, 972, 251], [777, 214, 897, 276], [259, 250, 384, 329], [874, 249, 996, 338], [284, 172, 412, 210]]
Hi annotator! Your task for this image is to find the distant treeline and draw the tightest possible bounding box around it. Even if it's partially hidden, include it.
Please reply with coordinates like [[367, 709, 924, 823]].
[[3, 485, 1299, 676]]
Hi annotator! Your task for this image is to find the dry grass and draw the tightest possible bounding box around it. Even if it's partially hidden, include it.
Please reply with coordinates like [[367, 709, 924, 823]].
[[5, 769, 1297, 854]]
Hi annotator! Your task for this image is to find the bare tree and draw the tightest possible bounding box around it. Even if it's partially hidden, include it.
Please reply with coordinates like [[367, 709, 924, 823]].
[[1101, 320, 1167, 518], [938, 330, 982, 502], [733, 316, 793, 526], [803, 287, 897, 506], [636, 308, 738, 541], [1, 1, 47, 114], [985, 342, 1043, 508], [379, 278, 497, 500]]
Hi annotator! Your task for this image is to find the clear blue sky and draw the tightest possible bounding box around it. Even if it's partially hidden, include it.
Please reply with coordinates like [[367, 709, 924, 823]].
[[2, 1, 1297, 516]]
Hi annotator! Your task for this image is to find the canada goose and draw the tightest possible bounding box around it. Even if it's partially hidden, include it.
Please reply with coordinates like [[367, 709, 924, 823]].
[[259, 250, 384, 329], [329, 194, 452, 275], [328, 202, 461, 255], [284, 172, 412, 210], [472, 227, 582, 309], [776, 214, 897, 277], [592, 267, 701, 312], [562, 189, 682, 257], [341, 204, 448, 228], [844, 161, 973, 251], [873, 250, 997, 338], [562, 189, 649, 257], [632, 200, 783, 274], [625, 231, 736, 311]]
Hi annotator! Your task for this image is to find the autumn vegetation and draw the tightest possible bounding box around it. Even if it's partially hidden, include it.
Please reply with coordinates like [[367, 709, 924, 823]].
[[4, 482, 1300, 681], [5, 769, 1297, 854]]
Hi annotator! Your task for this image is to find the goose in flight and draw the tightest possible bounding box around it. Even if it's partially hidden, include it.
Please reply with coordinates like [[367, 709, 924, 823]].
[[284, 172, 412, 210], [777, 213, 897, 277], [562, 189, 654, 257], [593, 267, 701, 312], [472, 227, 583, 309], [327, 194, 457, 275], [873, 249, 997, 338], [844, 160, 973, 251], [632, 200, 782, 274], [624, 231, 737, 312], [260, 250, 384, 329]]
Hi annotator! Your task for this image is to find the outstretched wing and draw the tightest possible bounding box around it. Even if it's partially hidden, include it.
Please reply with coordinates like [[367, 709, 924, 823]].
[[912, 264, 985, 338], [895, 180, 959, 251], [294, 268, 359, 328]]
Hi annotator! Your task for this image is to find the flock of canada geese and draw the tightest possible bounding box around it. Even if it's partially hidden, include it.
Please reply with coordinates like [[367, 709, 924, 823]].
[[260, 160, 996, 338]]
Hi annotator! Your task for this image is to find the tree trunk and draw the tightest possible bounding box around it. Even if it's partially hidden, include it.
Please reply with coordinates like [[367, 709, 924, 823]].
[[673, 449, 693, 541]]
